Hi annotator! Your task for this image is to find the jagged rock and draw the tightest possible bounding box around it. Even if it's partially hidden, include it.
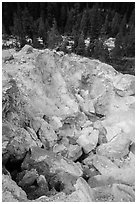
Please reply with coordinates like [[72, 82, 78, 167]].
[[52, 158, 83, 177], [2, 50, 14, 62], [49, 116, 63, 130], [76, 127, 99, 153], [22, 146, 83, 177], [112, 183, 135, 202], [38, 120, 58, 148], [20, 44, 33, 54], [69, 177, 94, 201], [92, 154, 135, 185], [92, 186, 114, 202], [67, 144, 82, 161], [113, 74, 135, 97], [88, 175, 116, 188], [96, 132, 131, 159], [49, 171, 77, 194], [25, 126, 43, 147], [2, 174, 28, 202], [93, 120, 107, 144], [53, 143, 68, 156], [6, 127, 39, 161], [102, 109, 135, 142], [18, 169, 39, 188]]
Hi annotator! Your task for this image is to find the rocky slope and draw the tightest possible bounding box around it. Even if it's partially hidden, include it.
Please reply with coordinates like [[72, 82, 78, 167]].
[[2, 45, 135, 202]]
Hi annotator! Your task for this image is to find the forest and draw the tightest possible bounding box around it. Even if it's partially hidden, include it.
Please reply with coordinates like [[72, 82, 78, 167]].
[[2, 2, 135, 74]]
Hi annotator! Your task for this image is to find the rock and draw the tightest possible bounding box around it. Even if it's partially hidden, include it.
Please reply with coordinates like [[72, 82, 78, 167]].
[[6, 127, 39, 161], [38, 120, 58, 148], [69, 177, 94, 202], [93, 120, 107, 144], [26, 126, 43, 147], [96, 132, 131, 159], [67, 144, 82, 161], [113, 74, 135, 97], [49, 116, 62, 130], [53, 143, 67, 156], [2, 50, 14, 62], [92, 186, 114, 202], [49, 171, 77, 194], [83, 165, 100, 179], [2, 174, 28, 202], [52, 157, 83, 177], [20, 44, 33, 54], [18, 169, 39, 188], [22, 146, 83, 178], [112, 183, 135, 202], [88, 175, 116, 188], [102, 109, 135, 142], [76, 127, 99, 153], [92, 154, 135, 186]]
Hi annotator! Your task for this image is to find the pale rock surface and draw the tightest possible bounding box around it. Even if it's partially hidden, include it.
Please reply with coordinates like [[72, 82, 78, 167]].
[[76, 127, 99, 153], [92, 154, 135, 185], [2, 174, 28, 202], [67, 144, 82, 161], [2, 49, 14, 62], [113, 73, 135, 97], [96, 132, 131, 159], [112, 183, 135, 202]]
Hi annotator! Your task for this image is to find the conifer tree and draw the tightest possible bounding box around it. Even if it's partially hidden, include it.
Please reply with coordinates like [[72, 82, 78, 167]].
[[111, 12, 120, 36], [47, 18, 62, 49], [76, 32, 85, 56], [12, 4, 26, 47]]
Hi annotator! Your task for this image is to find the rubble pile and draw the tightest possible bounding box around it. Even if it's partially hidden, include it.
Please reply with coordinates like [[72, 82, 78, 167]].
[[2, 45, 135, 202]]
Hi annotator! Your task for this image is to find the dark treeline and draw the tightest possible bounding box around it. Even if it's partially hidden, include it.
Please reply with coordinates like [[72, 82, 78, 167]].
[[2, 2, 135, 74]]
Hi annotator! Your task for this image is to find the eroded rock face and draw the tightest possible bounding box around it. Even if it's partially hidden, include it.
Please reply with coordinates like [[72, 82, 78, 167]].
[[2, 46, 135, 202]]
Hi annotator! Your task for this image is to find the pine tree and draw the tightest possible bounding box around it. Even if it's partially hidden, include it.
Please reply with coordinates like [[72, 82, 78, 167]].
[[100, 14, 109, 37], [111, 12, 120, 36], [47, 18, 62, 49], [88, 5, 101, 41], [22, 7, 33, 38], [93, 39, 110, 62], [65, 8, 74, 34], [76, 32, 85, 56], [80, 10, 88, 37], [11, 4, 26, 47], [111, 32, 123, 59]]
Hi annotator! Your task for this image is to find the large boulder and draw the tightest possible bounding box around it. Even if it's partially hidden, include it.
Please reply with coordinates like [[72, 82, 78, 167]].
[[96, 132, 131, 159], [2, 50, 14, 62], [76, 127, 99, 153], [2, 174, 28, 202], [113, 74, 135, 97]]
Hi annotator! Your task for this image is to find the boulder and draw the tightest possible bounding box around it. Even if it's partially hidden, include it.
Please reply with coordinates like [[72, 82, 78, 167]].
[[76, 127, 99, 153], [67, 144, 82, 161], [92, 154, 135, 186], [113, 74, 135, 97], [88, 175, 116, 188], [49, 116, 63, 130], [18, 169, 39, 188], [112, 183, 135, 202], [96, 132, 131, 159], [2, 174, 28, 202], [2, 50, 14, 62], [20, 44, 33, 54], [38, 120, 57, 148], [5, 127, 39, 161]]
